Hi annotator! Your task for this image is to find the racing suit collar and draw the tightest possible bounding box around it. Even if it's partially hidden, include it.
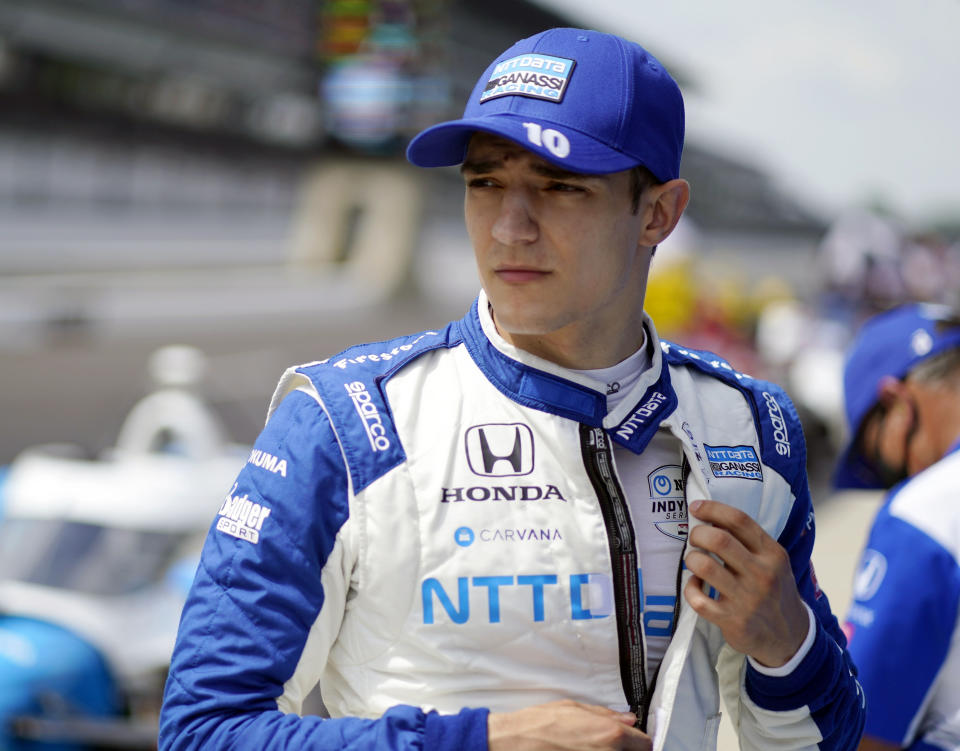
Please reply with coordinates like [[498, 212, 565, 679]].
[[461, 293, 677, 450]]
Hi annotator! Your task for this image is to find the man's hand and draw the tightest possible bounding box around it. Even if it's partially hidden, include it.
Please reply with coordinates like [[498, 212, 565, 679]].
[[487, 700, 651, 751], [684, 499, 809, 668], [856, 735, 901, 751]]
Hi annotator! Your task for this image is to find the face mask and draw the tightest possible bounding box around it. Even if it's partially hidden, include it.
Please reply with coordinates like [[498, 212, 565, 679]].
[[862, 394, 919, 488], [870, 454, 909, 488]]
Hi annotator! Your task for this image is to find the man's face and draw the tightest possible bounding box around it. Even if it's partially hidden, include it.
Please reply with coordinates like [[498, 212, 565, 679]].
[[462, 133, 652, 365], [859, 377, 948, 483]]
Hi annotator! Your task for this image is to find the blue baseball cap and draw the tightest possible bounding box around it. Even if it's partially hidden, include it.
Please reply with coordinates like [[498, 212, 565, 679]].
[[834, 303, 960, 489], [406, 27, 684, 181]]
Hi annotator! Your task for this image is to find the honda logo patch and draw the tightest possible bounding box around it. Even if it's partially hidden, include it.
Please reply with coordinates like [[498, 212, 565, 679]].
[[464, 423, 534, 477]]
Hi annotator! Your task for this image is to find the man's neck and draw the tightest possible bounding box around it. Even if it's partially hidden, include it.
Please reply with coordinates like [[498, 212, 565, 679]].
[[494, 313, 648, 370]]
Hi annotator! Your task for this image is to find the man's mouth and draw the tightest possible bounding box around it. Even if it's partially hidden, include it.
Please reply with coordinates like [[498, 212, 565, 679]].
[[494, 266, 550, 283]]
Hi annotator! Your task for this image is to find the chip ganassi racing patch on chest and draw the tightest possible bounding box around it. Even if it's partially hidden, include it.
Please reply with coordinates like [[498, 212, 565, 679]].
[[480, 54, 576, 103], [703, 444, 762, 481]]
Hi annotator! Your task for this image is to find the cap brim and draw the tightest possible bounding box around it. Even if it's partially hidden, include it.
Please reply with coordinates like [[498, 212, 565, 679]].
[[406, 114, 645, 175]]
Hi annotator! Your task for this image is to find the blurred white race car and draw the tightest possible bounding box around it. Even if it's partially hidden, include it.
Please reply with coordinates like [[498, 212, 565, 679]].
[[0, 346, 248, 750]]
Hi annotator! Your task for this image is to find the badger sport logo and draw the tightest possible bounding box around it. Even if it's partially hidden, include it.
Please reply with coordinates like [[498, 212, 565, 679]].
[[217, 483, 272, 544], [480, 54, 576, 103]]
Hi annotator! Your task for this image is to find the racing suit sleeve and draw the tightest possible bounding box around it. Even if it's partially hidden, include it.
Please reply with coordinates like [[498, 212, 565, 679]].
[[844, 501, 960, 748], [158, 390, 488, 751], [734, 481, 866, 751]]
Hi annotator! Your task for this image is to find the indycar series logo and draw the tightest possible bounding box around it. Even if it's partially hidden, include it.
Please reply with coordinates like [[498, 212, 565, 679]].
[[647, 464, 687, 541]]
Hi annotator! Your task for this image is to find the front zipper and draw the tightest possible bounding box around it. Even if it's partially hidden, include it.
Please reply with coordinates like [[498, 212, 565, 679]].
[[579, 424, 648, 728]]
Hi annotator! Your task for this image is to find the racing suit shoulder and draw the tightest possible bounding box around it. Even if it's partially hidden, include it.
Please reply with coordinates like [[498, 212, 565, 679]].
[[269, 323, 462, 494], [661, 339, 806, 486], [320, 326, 456, 374], [664, 340, 865, 748], [160, 384, 488, 751]]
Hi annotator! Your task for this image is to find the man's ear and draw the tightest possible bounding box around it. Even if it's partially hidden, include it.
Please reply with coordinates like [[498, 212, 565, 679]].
[[640, 178, 690, 247], [877, 375, 906, 406]]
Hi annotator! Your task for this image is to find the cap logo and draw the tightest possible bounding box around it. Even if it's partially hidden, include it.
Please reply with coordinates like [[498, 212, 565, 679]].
[[480, 54, 576, 104], [911, 328, 933, 356], [522, 122, 570, 158]]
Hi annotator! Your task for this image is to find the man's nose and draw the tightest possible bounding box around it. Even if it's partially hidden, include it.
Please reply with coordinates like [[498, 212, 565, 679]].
[[491, 189, 538, 245]]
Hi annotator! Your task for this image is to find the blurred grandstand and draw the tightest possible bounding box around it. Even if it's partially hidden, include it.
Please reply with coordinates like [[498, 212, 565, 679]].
[[1, 0, 957, 475]]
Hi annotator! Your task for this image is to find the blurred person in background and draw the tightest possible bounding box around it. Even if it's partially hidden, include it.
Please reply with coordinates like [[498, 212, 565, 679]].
[[160, 27, 864, 751], [835, 304, 960, 750]]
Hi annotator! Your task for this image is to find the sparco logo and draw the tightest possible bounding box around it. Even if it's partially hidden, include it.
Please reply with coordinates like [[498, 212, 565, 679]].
[[345, 381, 390, 452], [465, 423, 534, 477], [762, 391, 791, 457], [616, 392, 668, 440]]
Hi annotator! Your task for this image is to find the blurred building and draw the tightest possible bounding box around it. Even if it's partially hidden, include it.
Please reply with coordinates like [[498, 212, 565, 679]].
[[0, 0, 824, 272], [0, 0, 830, 463]]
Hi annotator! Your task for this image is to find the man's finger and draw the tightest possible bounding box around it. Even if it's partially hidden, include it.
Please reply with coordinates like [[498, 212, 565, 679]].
[[577, 702, 637, 725], [687, 523, 752, 574], [684, 547, 737, 597], [689, 499, 767, 552], [684, 574, 724, 619]]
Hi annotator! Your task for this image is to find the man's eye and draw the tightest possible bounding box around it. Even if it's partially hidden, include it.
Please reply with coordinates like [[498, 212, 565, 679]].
[[466, 177, 497, 188], [547, 182, 584, 193]]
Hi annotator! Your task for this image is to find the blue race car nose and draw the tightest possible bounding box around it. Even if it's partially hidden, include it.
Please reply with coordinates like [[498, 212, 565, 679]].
[[0, 616, 119, 751]]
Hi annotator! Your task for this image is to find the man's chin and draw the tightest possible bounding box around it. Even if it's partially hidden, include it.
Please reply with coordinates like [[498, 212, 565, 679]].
[[494, 317, 565, 342], [486, 293, 577, 336]]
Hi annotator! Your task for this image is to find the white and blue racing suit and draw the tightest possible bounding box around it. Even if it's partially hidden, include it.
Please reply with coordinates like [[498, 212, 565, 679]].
[[845, 441, 960, 750], [159, 294, 865, 751]]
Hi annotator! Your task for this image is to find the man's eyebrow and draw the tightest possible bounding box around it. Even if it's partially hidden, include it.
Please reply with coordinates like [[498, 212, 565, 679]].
[[460, 159, 502, 175], [530, 163, 592, 181], [460, 159, 593, 182]]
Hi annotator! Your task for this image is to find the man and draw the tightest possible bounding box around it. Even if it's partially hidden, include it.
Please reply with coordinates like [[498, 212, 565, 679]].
[[159, 28, 864, 750], [835, 304, 960, 750]]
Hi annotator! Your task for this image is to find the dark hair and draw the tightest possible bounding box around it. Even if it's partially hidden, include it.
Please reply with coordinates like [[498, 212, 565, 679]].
[[907, 314, 960, 386], [908, 346, 960, 386], [629, 165, 658, 214]]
